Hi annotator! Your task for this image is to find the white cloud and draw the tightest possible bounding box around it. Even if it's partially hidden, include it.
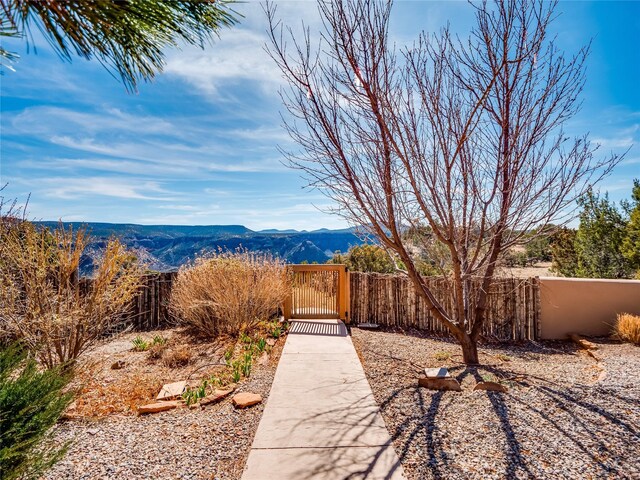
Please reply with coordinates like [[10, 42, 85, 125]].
[[592, 123, 638, 149], [164, 28, 282, 97], [31, 177, 178, 201], [592, 136, 635, 149], [135, 201, 345, 231], [9, 106, 174, 137], [621, 157, 640, 165], [162, 2, 324, 100]]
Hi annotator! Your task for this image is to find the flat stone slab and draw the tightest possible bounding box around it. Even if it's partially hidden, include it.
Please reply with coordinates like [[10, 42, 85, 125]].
[[474, 381, 508, 393], [233, 392, 262, 409], [156, 381, 186, 401], [425, 367, 450, 378], [569, 333, 599, 350], [242, 320, 404, 479], [137, 400, 181, 414], [418, 377, 461, 391], [199, 387, 235, 406]]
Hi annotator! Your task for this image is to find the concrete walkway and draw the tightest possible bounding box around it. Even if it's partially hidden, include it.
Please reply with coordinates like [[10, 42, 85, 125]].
[[242, 320, 405, 480]]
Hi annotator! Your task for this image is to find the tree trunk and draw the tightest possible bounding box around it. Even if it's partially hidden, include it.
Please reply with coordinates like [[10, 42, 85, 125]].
[[458, 331, 479, 365]]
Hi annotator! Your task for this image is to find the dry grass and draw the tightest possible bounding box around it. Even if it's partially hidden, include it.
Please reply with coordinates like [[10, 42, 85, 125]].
[[64, 327, 283, 417], [161, 345, 192, 368], [72, 368, 162, 417], [66, 329, 230, 416], [615, 313, 640, 345], [0, 222, 143, 367], [170, 250, 291, 337]]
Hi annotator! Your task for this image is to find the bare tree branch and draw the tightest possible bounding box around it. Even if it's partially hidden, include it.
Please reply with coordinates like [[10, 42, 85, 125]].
[[265, 0, 622, 364]]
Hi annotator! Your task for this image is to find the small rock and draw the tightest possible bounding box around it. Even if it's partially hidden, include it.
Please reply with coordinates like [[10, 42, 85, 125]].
[[232, 392, 262, 409], [266, 338, 277, 347], [418, 377, 461, 391], [87, 428, 99, 435], [200, 387, 235, 406], [474, 381, 508, 393], [425, 367, 450, 378], [156, 381, 187, 401], [586, 349, 602, 362], [569, 334, 598, 350], [137, 400, 181, 414], [110, 360, 126, 370], [257, 352, 269, 366]]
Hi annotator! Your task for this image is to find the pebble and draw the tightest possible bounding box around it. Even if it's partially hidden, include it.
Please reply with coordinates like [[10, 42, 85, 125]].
[[351, 328, 640, 480], [43, 344, 281, 480]]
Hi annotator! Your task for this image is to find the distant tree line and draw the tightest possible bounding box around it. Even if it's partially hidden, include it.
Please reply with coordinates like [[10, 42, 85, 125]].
[[550, 180, 640, 279], [330, 180, 640, 280]]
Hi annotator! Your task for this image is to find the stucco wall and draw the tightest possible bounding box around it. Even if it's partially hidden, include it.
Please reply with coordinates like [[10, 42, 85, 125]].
[[538, 277, 640, 339]]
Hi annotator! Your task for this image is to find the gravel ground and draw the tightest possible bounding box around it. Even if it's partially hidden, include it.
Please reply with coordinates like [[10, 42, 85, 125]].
[[43, 331, 284, 480], [351, 328, 640, 480]]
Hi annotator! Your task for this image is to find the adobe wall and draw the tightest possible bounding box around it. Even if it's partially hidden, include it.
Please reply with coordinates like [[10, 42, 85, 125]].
[[538, 277, 640, 339]]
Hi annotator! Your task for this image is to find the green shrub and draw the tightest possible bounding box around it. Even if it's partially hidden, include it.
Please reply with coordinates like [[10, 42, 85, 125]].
[[0, 344, 74, 480], [329, 244, 398, 273], [131, 336, 150, 352]]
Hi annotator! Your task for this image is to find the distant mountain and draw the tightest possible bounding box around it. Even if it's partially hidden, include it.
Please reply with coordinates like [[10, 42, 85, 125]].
[[36, 222, 364, 275], [38, 222, 253, 238], [258, 228, 301, 234]]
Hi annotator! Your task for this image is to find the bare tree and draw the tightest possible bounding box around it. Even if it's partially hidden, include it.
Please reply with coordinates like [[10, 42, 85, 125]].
[[266, 0, 621, 364]]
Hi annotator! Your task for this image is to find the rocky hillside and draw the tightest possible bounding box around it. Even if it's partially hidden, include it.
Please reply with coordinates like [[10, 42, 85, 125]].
[[38, 222, 363, 274]]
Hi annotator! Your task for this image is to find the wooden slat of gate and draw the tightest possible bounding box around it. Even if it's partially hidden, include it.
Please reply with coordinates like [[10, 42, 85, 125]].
[[284, 264, 348, 321]]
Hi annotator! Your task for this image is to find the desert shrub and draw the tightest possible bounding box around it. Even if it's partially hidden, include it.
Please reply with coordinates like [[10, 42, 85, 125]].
[[0, 222, 143, 367], [329, 244, 398, 273], [550, 226, 579, 276], [146, 336, 169, 360], [161, 345, 192, 368], [170, 251, 291, 337], [615, 313, 640, 345], [0, 344, 73, 480], [503, 250, 531, 268]]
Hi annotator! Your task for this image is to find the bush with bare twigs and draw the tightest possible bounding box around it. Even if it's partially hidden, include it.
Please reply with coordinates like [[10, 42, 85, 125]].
[[615, 313, 640, 345], [0, 222, 143, 367], [161, 345, 192, 368], [170, 251, 291, 337]]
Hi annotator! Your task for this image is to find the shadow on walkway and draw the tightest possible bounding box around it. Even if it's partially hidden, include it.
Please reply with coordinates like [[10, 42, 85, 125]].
[[289, 320, 349, 337]]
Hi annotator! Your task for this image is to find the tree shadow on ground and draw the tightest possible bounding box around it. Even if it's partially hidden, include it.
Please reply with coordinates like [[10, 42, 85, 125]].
[[368, 362, 636, 480], [375, 326, 626, 359]]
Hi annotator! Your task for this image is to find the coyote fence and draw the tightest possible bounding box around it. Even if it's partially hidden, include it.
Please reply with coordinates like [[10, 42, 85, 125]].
[[81, 272, 177, 332], [349, 272, 540, 341], [129, 272, 177, 330], [90, 270, 541, 340]]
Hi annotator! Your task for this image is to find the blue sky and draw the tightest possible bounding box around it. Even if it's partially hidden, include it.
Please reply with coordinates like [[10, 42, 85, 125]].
[[1, 1, 638, 231]]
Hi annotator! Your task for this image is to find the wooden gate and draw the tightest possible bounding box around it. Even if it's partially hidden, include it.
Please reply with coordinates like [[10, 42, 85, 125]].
[[284, 264, 350, 322]]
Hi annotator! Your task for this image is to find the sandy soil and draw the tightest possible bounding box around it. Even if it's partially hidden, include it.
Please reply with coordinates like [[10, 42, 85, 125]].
[[43, 327, 285, 479]]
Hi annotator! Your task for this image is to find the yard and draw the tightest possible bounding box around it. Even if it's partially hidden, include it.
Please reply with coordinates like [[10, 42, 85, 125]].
[[42, 327, 285, 480], [351, 328, 640, 480]]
